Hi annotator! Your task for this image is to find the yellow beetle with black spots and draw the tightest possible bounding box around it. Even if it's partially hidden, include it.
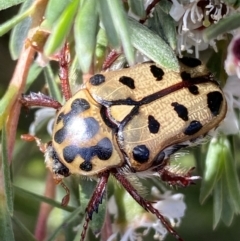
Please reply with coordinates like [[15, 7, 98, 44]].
[[21, 49, 227, 241]]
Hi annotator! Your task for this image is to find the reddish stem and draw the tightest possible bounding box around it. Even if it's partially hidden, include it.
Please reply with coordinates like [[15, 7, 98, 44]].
[[34, 172, 56, 241]]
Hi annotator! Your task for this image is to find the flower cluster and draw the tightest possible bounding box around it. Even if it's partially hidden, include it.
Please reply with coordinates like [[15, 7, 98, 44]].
[[170, 0, 231, 58], [107, 187, 186, 241]]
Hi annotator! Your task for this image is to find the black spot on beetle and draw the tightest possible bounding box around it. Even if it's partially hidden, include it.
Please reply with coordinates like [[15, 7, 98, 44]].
[[132, 145, 150, 163], [188, 85, 199, 95], [148, 115, 160, 134], [71, 98, 90, 114], [150, 65, 164, 80], [54, 128, 67, 144], [63, 145, 81, 163], [95, 137, 113, 160], [56, 112, 64, 124], [90, 74, 105, 86], [207, 91, 223, 116], [171, 102, 189, 121], [184, 120, 203, 135], [178, 57, 202, 68], [80, 161, 93, 171], [62, 138, 113, 172], [181, 71, 191, 81], [119, 76, 135, 89], [78, 147, 94, 162]]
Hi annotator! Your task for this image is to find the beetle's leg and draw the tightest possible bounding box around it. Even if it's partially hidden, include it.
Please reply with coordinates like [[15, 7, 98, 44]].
[[20, 92, 62, 110], [58, 43, 72, 101], [158, 166, 200, 187], [21, 134, 47, 153], [81, 171, 110, 241], [112, 168, 184, 241], [102, 49, 121, 70]]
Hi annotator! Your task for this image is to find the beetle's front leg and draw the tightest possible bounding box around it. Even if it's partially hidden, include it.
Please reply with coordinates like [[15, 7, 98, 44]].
[[20, 92, 62, 110]]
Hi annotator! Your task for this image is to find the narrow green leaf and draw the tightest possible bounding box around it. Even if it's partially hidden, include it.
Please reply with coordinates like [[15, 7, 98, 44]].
[[0, 0, 24, 10], [128, 0, 145, 18], [206, 40, 228, 83], [0, 126, 15, 241], [95, 28, 108, 69], [98, 0, 120, 48], [199, 138, 224, 204], [74, 0, 98, 73], [221, 173, 234, 226], [107, 0, 135, 65], [24, 62, 43, 91], [222, 138, 240, 212], [47, 206, 83, 241], [154, 1, 177, 51], [0, 3, 35, 37], [9, 0, 34, 60], [14, 186, 75, 212], [0, 194, 15, 241], [203, 13, 240, 41], [44, 65, 62, 102], [12, 216, 37, 241], [2, 125, 14, 215], [213, 180, 222, 229], [128, 18, 179, 71], [44, 0, 79, 56], [41, 0, 72, 30]]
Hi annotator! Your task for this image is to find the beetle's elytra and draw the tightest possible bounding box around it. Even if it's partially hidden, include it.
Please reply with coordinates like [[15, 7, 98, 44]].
[[20, 45, 227, 241]]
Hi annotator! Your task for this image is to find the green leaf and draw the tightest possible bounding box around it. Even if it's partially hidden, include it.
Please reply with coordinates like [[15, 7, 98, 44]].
[[106, 0, 135, 65], [0, 86, 18, 131], [47, 206, 84, 241], [221, 173, 234, 226], [0, 126, 15, 241], [44, 0, 79, 56], [41, 0, 72, 30], [14, 186, 75, 212], [98, 0, 120, 48], [24, 62, 43, 91], [222, 0, 240, 7], [222, 138, 240, 213], [12, 216, 37, 241], [9, 0, 34, 60], [128, 0, 145, 18], [1, 126, 14, 215], [44, 65, 62, 102], [0, 0, 24, 10], [213, 180, 222, 229], [206, 40, 228, 83], [199, 138, 224, 204], [95, 28, 108, 69], [203, 13, 240, 41], [128, 18, 179, 71], [74, 0, 98, 73], [154, 1, 177, 51], [0, 3, 35, 37]]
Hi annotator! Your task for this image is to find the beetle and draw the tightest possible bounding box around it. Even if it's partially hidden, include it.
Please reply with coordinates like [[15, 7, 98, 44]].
[[20, 44, 227, 241]]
